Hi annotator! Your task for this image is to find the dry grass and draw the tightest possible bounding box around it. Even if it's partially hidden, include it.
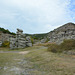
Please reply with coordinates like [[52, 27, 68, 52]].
[[36, 42, 56, 46], [0, 46, 75, 75], [47, 39, 75, 53], [24, 46, 75, 75]]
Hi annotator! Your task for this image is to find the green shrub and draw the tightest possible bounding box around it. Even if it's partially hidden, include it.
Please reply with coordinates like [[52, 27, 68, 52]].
[[48, 43, 60, 53], [31, 38, 34, 44], [48, 39, 75, 53], [30, 36, 34, 44], [2, 41, 10, 47], [60, 39, 75, 51], [45, 38, 49, 43]]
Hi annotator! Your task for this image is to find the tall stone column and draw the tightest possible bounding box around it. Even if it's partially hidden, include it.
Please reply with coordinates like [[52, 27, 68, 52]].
[[10, 28, 32, 49]]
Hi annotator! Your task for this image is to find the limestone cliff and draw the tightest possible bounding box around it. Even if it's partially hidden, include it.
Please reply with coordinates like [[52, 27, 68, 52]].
[[48, 22, 75, 44]]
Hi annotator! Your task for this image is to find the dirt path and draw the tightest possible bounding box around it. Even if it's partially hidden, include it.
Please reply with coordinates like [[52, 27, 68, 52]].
[[0, 46, 47, 54], [0, 51, 29, 54], [19, 51, 29, 54]]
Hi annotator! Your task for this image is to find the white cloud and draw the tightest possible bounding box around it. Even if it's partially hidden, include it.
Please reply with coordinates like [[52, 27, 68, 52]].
[[0, 0, 74, 34]]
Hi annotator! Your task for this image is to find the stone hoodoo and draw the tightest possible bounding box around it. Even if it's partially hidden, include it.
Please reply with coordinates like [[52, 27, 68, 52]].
[[16, 29, 26, 48], [48, 23, 75, 44], [10, 29, 32, 49]]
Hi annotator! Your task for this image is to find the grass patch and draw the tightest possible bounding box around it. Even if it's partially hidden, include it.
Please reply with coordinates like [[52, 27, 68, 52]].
[[0, 52, 25, 75], [0, 53, 20, 67], [0, 46, 42, 52]]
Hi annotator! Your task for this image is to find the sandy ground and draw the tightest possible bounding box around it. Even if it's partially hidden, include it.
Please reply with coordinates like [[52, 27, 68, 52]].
[[19, 51, 29, 54], [0, 51, 29, 54]]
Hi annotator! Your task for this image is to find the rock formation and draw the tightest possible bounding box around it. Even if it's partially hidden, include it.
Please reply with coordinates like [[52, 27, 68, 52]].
[[48, 23, 75, 44], [26, 36, 32, 47], [40, 38, 47, 43], [0, 31, 15, 46], [10, 29, 32, 49]]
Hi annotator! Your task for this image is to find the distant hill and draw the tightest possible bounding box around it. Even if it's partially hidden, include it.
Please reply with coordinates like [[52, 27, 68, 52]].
[[25, 33, 48, 40]]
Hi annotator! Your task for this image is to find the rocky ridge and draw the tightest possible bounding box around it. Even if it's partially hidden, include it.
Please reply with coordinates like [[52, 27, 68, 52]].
[[48, 22, 75, 44]]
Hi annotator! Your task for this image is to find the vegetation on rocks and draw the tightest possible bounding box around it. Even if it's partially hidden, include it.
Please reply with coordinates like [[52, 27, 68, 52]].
[[2, 41, 10, 47], [0, 27, 16, 35], [25, 33, 48, 40]]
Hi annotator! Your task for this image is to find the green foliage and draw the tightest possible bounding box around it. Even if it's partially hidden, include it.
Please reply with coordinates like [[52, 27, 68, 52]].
[[30, 37, 34, 44], [45, 38, 49, 43], [25, 33, 48, 40], [10, 32, 16, 35], [2, 41, 10, 47], [0, 27, 16, 35], [32, 36, 38, 40], [0, 27, 10, 33]]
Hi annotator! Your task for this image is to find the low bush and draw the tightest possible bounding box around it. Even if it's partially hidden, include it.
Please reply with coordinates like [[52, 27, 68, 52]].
[[48, 43, 60, 53], [48, 39, 75, 53], [2, 41, 10, 47], [36, 43, 56, 47], [31, 37, 34, 44], [60, 39, 75, 51]]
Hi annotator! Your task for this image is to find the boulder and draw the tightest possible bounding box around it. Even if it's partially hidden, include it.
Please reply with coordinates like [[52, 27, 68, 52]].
[[26, 42, 32, 47]]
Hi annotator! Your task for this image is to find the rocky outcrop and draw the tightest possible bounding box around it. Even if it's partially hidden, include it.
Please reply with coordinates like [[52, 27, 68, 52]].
[[40, 38, 47, 43], [63, 51, 75, 55], [26, 36, 32, 47], [10, 29, 32, 49], [0, 31, 15, 46], [48, 23, 75, 44]]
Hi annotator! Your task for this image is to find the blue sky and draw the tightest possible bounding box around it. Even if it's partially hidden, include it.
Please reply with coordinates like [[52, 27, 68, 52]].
[[0, 0, 75, 34]]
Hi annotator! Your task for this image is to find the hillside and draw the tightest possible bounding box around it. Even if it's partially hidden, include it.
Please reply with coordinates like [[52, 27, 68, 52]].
[[0, 27, 16, 35], [48, 22, 75, 44]]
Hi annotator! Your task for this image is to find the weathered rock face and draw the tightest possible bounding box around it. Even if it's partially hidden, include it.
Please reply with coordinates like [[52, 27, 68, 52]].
[[40, 38, 47, 43], [10, 38, 17, 49], [0, 31, 14, 46], [0, 41, 2, 46], [16, 29, 26, 48], [26, 36, 32, 47], [48, 23, 75, 44], [10, 29, 32, 49]]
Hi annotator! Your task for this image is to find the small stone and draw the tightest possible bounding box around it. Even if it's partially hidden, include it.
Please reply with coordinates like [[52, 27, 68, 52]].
[[0, 67, 2, 69]]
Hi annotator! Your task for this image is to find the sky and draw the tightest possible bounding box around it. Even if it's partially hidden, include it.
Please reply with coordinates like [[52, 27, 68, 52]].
[[0, 0, 75, 34]]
